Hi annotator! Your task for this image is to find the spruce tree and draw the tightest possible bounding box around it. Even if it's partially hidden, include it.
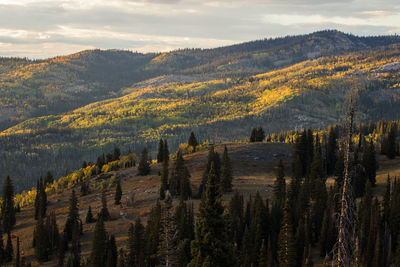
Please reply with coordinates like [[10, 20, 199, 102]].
[[4, 232, 12, 263], [158, 195, 177, 266], [189, 163, 235, 266], [64, 190, 79, 240], [115, 181, 122, 205], [221, 145, 233, 192], [198, 146, 221, 197], [273, 160, 286, 210], [71, 221, 81, 267], [363, 140, 376, 186], [46, 211, 60, 251], [113, 147, 121, 161], [386, 125, 397, 159], [34, 178, 47, 220], [86, 206, 95, 224], [34, 216, 48, 262], [326, 126, 337, 175], [169, 150, 191, 200], [163, 140, 169, 163], [58, 233, 67, 267], [127, 218, 145, 267], [157, 139, 164, 163], [106, 235, 118, 267], [100, 190, 111, 221], [2, 176, 16, 233], [277, 201, 297, 267], [258, 239, 269, 267], [188, 132, 198, 152], [144, 201, 161, 266], [160, 158, 169, 200], [44, 171, 54, 186], [90, 217, 107, 267], [138, 148, 151, 176]]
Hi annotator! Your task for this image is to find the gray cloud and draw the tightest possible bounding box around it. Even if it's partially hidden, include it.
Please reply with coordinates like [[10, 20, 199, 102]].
[[0, 0, 398, 59]]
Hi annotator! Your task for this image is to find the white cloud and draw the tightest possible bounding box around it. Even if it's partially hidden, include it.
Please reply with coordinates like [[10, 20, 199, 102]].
[[0, 0, 398, 59]]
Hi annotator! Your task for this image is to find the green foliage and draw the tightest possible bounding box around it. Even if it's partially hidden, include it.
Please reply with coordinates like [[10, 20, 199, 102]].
[[188, 132, 198, 151], [250, 127, 265, 142], [2, 176, 15, 233], [169, 150, 192, 200], [115, 181, 122, 205], [127, 218, 145, 267], [64, 190, 79, 241], [90, 217, 107, 267], [34, 217, 48, 262], [138, 148, 151, 176], [221, 145, 233, 192]]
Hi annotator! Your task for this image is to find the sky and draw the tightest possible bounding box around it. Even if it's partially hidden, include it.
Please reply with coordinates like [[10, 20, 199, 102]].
[[0, 0, 399, 59]]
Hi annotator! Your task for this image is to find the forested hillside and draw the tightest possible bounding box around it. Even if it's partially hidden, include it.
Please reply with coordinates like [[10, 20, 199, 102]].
[[2, 43, 400, 191], [1, 30, 399, 131]]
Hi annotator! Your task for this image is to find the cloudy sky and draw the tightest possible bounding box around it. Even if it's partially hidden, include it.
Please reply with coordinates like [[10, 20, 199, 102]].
[[0, 0, 399, 59]]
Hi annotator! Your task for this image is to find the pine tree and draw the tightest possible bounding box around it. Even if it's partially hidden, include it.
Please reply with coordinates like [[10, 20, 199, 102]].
[[198, 146, 221, 197], [227, 191, 244, 250], [34, 178, 47, 220], [273, 160, 286, 210], [100, 189, 111, 221], [386, 125, 397, 159], [127, 218, 145, 267], [2, 176, 16, 233], [58, 233, 67, 267], [115, 181, 122, 205], [71, 221, 81, 267], [106, 235, 118, 267], [188, 132, 198, 152], [174, 200, 194, 267], [163, 140, 170, 164], [277, 201, 297, 267], [138, 148, 151, 176], [189, 163, 235, 267], [86, 206, 95, 224], [258, 239, 269, 267], [34, 216, 48, 262], [90, 217, 107, 267], [158, 195, 177, 266], [169, 150, 191, 200], [64, 190, 79, 240], [363, 140, 376, 186], [44, 171, 54, 186], [160, 158, 169, 200], [113, 147, 121, 161], [46, 211, 60, 251], [326, 126, 337, 175], [157, 139, 164, 163], [221, 145, 233, 192], [144, 202, 161, 266]]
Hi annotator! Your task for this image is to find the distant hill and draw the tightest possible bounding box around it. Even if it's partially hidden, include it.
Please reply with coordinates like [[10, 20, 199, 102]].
[[2, 42, 400, 191], [1, 30, 399, 131]]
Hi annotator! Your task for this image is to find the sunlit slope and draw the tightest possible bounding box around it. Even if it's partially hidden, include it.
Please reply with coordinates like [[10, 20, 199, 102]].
[[1, 30, 399, 131], [2, 44, 400, 191]]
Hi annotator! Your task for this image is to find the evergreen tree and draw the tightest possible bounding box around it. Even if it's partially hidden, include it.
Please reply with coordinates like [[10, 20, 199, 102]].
[[277, 202, 297, 267], [160, 158, 169, 200], [363, 140, 377, 186], [227, 191, 244, 250], [198, 146, 221, 197], [44, 171, 54, 186], [189, 163, 235, 267], [386, 125, 397, 159], [138, 148, 151, 176], [34, 178, 47, 220], [158, 195, 177, 266], [169, 150, 192, 200], [106, 235, 118, 267], [46, 211, 60, 251], [2, 176, 16, 233], [127, 218, 145, 267], [115, 181, 122, 205], [100, 189, 111, 221], [64, 190, 79, 241], [273, 160, 286, 210], [90, 217, 107, 267], [144, 202, 161, 266], [157, 139, 164, 163], [71, 221, 81, 267], [174, 200, 194, 267], [221, 145, 233, 192], [86, 206, 95, 224], [4, 232, 12, 263], [34, 216, 48, 262], [0, 224, 4, 264], [113, 147, 121, 161], [58, 233, 67, 267], [163, 140, 170, 163], [188, 132, 198, 152], [258, 239, 269, 267], [326, 126, 337, 175]]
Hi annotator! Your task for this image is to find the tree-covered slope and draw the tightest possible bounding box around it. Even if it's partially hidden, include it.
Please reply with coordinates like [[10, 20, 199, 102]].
[[1, 30, 399, 131], [2, 44, 400, 191]]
